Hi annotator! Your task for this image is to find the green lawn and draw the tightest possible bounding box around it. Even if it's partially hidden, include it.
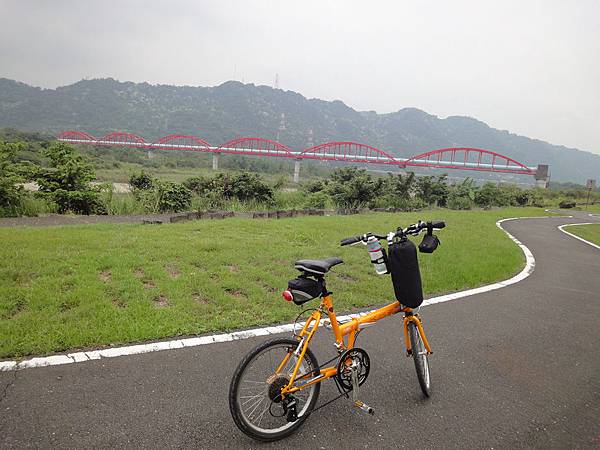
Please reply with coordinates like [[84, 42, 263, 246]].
[[565, 223, 600, 245], [581, 204, 600, 214], [0, 208, 554, 359]]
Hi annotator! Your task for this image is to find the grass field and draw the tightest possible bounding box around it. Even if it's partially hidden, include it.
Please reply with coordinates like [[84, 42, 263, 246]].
[[0, 208, 555, 359], [565, 223, 600, 245]]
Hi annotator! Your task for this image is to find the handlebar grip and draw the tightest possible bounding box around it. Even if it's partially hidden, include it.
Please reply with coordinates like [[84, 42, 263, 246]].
[[340, 236, 362, 246], [430, 220, 445, 229]]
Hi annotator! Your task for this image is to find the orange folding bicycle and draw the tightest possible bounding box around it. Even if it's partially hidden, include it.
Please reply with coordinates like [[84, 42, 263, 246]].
[[229, 219, 445, 441]]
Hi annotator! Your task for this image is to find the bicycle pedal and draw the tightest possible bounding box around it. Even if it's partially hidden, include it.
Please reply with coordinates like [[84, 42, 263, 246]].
[[354, 400, 375, 415]]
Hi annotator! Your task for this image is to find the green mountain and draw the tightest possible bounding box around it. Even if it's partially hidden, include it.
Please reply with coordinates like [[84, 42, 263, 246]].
[[0, 77, 598, 183]]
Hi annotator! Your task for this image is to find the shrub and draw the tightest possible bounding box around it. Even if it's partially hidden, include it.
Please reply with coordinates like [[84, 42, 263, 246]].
[[474, 183, 501, 208], [302, 179, 328, 194], [303, 192, 328, 209], [447, 179, 475, 210], [155, 181, 192, 213], [325, 167, 385, 208], [558, 199, 576, 209], [131, 171, 192, 213], [50, 189, 107, 215], [184, 172, 274, 205], [448, 195, 472, 210], [129, 171, 155, 191]]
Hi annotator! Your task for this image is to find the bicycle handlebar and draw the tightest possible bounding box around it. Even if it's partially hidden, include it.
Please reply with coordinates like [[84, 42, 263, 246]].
[[340, 236, 362, 246], [340, 220, 445, 246]]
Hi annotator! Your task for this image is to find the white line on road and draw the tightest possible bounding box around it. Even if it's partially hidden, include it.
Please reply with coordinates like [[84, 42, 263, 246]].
[[558, 223, 600, 250], [0, 215, 564, 372]]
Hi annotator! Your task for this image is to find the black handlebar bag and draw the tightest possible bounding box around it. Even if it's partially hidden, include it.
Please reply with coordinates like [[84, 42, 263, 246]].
[[388, 240, 424, 308]]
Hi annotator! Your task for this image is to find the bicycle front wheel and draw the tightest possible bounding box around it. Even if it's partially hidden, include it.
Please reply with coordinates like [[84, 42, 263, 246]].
[[229, 338, 321, 442], [408, 321, 431, 397]]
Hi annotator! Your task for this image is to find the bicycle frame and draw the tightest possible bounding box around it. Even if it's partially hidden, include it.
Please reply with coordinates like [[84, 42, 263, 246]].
[[280, 295, 433, 396]]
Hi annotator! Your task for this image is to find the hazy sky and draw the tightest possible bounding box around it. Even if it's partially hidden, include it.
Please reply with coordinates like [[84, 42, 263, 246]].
[[1, 0, 599, 154]]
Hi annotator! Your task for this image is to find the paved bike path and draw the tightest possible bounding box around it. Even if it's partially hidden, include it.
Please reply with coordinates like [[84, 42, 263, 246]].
[[1, 213, 599, 449]]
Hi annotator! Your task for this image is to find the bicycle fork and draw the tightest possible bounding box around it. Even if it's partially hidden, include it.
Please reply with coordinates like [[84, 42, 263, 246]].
[[350, 360, 374, 415]]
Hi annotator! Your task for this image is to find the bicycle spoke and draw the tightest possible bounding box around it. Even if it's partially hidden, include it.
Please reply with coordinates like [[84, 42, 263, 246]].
[[241, 393, 263, 406], [246, 397, 265, 419]]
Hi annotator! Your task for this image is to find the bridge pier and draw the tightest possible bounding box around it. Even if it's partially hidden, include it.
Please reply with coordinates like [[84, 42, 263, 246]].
[[534, 164, 550, 188], [293, 159, 301, 183], [212, 153, 220, 171]]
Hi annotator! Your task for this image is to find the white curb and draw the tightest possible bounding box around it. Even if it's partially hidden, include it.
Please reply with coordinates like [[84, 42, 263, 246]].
[[0, 215, 560, 372], [558, 223, 600, 250]]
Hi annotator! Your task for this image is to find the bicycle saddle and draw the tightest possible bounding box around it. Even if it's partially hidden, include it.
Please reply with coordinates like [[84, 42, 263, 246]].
[[294, 257, 344, 275]]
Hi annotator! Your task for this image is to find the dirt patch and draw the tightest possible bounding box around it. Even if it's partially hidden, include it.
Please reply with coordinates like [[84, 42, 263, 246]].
[[227, 265, 239, 273], [60, 299, 79, 312], [192, 292, 209, 305], [165, 264, 181, 279], [260, 283, 277, 294], [112, 297, 127, 309], [153, 295, 169, 308], [336, 272, 357, 282], [225, 288, 247, 299], [99, 270, 112, 283], [134, 268, 156, 289], [6, 298, 27, 319]]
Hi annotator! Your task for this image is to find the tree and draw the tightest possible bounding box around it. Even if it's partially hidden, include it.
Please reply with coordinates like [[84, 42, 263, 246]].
[[33, 142, 105, 214], [0, 141, 28, 216], [386, 172, 416, 199], [415, 175, 449, 207]]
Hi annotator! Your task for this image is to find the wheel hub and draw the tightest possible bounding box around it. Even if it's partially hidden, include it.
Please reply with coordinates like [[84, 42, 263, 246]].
[[267, 375, 289, 403]]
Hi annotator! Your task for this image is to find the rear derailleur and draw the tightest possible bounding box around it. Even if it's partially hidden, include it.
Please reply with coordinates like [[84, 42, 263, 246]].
[[282, 395, 298, 422]]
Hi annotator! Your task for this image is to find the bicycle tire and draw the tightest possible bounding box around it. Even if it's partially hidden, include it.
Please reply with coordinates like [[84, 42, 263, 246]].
[[229, 338, 321, 441], [408, 321, 431, 397]]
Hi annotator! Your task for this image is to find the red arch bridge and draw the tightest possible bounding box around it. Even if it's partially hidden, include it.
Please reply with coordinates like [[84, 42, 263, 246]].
[[57, 131, 549, 186]]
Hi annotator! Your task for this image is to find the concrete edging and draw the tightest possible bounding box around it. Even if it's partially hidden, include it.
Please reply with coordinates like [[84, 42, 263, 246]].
[[558, 223, 600, 250]]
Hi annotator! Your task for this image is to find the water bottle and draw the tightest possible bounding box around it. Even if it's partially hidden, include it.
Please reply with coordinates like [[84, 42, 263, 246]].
[[366, 236, 388, 275]]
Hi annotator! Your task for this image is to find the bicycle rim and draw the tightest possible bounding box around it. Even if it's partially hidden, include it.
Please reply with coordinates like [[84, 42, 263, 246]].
[[234, 341, 318, 436], [409, 322, 431, 396]]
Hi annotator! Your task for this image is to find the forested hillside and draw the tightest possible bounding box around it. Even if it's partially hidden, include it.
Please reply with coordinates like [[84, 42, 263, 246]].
[[1, 77, 598, 182]]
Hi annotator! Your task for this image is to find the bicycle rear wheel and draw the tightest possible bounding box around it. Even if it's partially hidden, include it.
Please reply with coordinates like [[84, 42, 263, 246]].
[[229, 338, 321, 441], [408, 321, 431, 397]]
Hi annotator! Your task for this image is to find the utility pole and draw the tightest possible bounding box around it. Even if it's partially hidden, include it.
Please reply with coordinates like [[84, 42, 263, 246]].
[[586, 179, 596, 209], [276, 112, 286, 142], [307, 129, 314, 148]]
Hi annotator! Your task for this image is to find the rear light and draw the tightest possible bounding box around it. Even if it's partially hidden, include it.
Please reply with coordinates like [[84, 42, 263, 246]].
[[282, 290, 293, 302]]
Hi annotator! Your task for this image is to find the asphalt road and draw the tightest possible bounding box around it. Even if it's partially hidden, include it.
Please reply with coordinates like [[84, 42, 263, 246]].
[[1, 212, 599, 449]]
